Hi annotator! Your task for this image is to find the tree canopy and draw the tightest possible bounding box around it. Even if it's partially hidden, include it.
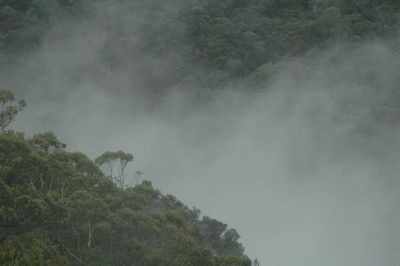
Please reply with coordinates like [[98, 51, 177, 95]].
[[95, 151, 134, 189], [0, 91, 252, 265], [1, 0, 399, 91], [0, 90, 26, 132]]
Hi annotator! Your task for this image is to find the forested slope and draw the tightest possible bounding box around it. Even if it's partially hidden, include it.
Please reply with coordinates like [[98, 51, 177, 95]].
[[0, 93, 251, 265], [1, 0, 400, 90], [0, 132, 251, 265], [1, 1, 400, 264]]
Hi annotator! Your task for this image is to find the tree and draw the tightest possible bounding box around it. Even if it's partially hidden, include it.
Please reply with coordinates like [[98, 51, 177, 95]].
[[222, 228, 244, 256], [29, 132, 66, 152], [0, 90, 27, 131], [95, 151, 133, 189], [0, 130, 251, 264]]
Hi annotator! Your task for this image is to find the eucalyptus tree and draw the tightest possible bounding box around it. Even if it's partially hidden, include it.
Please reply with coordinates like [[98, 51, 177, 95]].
[[95, 151, 133, 189], [0, 90, 27, 131]]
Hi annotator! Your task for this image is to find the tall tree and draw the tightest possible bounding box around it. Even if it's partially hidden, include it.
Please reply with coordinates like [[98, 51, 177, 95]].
[[0, 90, 27, 131], [95, 151, 133, 189]]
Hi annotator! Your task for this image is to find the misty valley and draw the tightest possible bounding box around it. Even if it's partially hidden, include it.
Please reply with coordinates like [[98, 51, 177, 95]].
[[2, 0, 400, 265]]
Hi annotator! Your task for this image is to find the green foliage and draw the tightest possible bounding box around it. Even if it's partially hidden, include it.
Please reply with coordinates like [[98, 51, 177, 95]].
[[176, 0, 400, 82], [215, 255, 252, 266], [0, 90, 26, 132], [2, 0, 399, 89], [0, 238, 68, 265], [0, 130, 251, 265], [95, 150, 133, 188], [29, 132, 66, 152]]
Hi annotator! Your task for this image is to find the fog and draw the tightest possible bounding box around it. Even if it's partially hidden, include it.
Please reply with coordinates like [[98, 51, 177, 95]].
[[4, 3, 400, 265]]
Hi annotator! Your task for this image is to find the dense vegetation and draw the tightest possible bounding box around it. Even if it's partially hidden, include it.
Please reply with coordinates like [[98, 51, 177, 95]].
[[1, 1, 399, 264], [1, 0, 400, 90], [0, 91, 252, 265]]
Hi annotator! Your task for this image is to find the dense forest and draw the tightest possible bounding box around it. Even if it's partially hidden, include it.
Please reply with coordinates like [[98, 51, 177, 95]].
[[1, 0, 400, 265], [1, 0, 400, 92], [0, 91, 252, 265]]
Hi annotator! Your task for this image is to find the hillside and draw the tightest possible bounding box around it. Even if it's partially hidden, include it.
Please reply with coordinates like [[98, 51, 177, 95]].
[[1, 1, 400, 265], [1, 0, 400, 92], [0, 130, 251, 265]]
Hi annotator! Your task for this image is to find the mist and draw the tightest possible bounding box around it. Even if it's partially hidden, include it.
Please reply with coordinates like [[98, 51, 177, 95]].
[[3, 2, 400, 265]]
